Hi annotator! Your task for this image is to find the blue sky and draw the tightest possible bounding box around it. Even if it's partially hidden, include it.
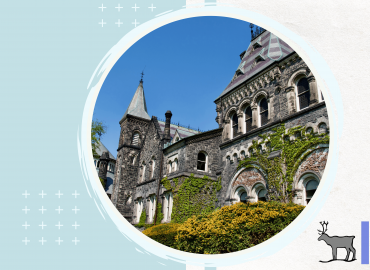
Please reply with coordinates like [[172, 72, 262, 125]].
[[93, 16, 253, 157]]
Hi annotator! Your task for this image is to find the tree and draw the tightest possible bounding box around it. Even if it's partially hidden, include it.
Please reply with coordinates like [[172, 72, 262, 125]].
[[91, 119, 107, 158]]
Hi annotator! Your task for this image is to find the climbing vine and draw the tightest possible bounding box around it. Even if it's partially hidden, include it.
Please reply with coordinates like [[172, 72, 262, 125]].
[[161, 174, 222, 224], [238, 124, 329, 203]]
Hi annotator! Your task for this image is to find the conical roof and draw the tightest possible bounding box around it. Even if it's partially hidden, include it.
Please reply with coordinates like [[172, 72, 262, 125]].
[[216, 30, 294, 100], [122, 80, 151, 120]]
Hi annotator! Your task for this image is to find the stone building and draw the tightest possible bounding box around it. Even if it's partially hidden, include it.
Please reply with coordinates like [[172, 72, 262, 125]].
[[94, 141, 116, 198], [110, 29, 329, 224]]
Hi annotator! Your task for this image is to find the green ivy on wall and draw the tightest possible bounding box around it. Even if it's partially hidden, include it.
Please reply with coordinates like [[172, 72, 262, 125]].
[[238, 124, 329, 203], [161, 174, 222, 224]]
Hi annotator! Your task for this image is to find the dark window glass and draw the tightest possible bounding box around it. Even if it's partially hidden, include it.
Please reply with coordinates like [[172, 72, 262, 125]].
[[297, 78, 310, 110], [258, 189, 267, 202], [259, 98, 268, 126], [245, 106, 252, 132], [306, 180, 319, 204], [232, 113, 238, 138], [240, 192, 247, 203], [197, 152, 206, 171]]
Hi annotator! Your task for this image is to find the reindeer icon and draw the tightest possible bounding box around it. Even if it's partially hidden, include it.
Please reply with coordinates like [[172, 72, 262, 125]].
[[318, 221, 356, 262]]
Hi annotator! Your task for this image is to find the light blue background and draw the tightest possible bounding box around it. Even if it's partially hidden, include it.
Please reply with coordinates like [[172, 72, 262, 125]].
[[0, 1, 186, 269], [0, 0, 343, 269]]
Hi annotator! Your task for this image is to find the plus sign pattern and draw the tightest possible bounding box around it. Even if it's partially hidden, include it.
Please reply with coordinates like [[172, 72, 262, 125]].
[[97, 3, 159, 28], [21, 190, 81, 246]]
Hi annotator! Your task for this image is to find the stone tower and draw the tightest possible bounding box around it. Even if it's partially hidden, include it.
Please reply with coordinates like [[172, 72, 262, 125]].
[[111, 79, 151, 222], [98, 151, 110, 188]]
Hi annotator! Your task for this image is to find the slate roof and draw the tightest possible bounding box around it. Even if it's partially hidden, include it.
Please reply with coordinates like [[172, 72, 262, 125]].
[[121, 80, 151, 120], [216, 30, 294, 100], [157, 120, 200, 139], [96, 141, 116, 160]]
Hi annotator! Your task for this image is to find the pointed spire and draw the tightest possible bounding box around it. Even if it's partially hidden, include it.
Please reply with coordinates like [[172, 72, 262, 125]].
[[122, 79, 151, 120]]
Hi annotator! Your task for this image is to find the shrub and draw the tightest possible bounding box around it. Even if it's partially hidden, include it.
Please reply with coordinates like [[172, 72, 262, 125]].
[[175, 201, 304, 254], [143, 223, 181, 248], [136, 209, 147, 228], [99, 177, 105, 188], [155, 203, 164, 225]]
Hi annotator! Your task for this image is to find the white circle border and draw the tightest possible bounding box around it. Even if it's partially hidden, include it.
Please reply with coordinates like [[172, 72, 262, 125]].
[[78, 6, 342, 268]]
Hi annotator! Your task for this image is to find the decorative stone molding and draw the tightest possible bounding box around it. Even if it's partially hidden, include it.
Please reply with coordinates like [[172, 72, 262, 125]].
[[251, 89, 269, 104], [307, 75, 316, 83], [285, 86, 295, 92]]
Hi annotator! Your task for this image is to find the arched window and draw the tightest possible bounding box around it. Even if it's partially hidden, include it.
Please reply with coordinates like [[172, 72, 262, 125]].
[[140, 163, 146, 182], [240, 151, 246, 160], [136, 198, 143, 223], [305, 179, 319, 204], [168, 161, 172, 174], [149, 195, 156, 223], [164, 192, 173, 222], [258, 189, 267, 201], [150, 158, 155, 178], [319, 123, 327, 134], [259, 98, 268, 126], [131, 131, 140, 146], [245, 106, 252, 132], [233, 153, 238, 163], [240, 192, 247, 203], [197, 152, 207, 171], [297, 78, 310, 110], [232, 113, 238, 138], [172, 159, 178, 172]]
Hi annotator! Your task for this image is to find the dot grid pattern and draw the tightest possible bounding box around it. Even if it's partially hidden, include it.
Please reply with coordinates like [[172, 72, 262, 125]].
[[98, 3, 159, 28], [21, 190, 81, 246]]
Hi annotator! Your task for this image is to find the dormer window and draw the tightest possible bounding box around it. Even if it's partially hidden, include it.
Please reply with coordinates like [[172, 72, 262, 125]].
[[255, 48, 265, 62], [253, 36, 262, 49], [236, 61, 246, 75]]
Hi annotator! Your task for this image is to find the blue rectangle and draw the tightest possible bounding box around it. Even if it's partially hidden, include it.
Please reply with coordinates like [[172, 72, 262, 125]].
[[362, 221, 369, 264]]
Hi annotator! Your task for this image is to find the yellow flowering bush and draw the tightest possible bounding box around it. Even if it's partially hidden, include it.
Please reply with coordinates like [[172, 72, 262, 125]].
[[143, 223, 181, 248], [175, 202, 304, 254]]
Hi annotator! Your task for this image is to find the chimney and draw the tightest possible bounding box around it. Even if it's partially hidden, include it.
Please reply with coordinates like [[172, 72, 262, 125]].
[[164, 110, 172, 142]]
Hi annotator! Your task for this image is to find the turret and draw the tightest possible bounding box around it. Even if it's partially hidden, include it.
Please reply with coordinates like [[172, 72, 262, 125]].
[[98, 151, 110, 189]]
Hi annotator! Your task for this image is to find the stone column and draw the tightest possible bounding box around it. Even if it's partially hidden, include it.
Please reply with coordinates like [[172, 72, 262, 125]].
[[285, 86, 296, 115], [247, 196, 256, 203], [237, 112, 244, 135], [223, 119, 231, 141], [251, 104, 258, 129], [307, 76, 319, 105]]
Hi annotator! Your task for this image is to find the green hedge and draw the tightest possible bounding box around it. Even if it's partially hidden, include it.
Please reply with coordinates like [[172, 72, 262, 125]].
[[143, 223, 181, 248], [143, 202, 304, 254], [175, 201, 304, 254]]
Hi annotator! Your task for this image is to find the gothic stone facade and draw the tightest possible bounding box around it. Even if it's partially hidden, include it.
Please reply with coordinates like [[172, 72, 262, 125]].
[[110, 30, 329, 224]]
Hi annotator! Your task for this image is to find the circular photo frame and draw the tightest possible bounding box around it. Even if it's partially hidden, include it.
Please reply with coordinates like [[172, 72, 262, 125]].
[[78, 6, 341, 268]]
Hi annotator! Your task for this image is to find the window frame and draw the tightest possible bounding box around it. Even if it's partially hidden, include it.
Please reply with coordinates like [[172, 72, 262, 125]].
[[295, 77, 310, 111], [244, 106, 252, 133], [197, 151, 208, 172], [258, 98, 268, 127]]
